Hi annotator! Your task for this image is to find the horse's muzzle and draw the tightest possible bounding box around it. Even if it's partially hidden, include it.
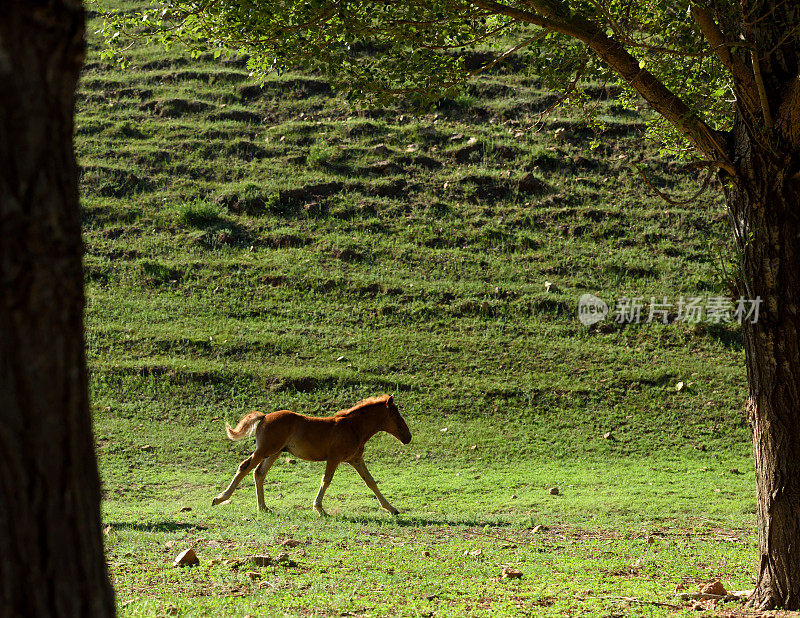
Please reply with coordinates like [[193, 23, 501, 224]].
[[402, 435, 412, 444]]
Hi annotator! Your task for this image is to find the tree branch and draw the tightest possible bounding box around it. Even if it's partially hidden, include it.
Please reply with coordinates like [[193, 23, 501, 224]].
[[750, 48, 774, 129], [469, 0, 734, 164], [633, 163, 714, 207], [690, 3, 760, 115]]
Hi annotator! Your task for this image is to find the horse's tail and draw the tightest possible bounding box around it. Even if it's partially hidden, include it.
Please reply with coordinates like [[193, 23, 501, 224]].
[[225, 411, 265, 440]]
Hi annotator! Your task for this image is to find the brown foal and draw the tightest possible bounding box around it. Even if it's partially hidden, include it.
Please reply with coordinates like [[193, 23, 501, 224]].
[[211, 394, 412, 515]]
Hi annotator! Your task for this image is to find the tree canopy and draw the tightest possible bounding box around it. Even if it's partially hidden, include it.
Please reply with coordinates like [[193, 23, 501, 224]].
[[100, 0, 789, 161]]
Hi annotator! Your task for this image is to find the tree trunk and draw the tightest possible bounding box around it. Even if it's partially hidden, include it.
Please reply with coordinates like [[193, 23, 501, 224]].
[[0, 1, 116, 616], [731, 113, 800, 609]]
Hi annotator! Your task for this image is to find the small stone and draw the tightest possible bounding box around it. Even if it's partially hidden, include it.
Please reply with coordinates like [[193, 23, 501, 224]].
[[700, 580, 727, 596], [277, 552, 298, 567], [549, 487, 560, 495], [531, 524, 547, 533], [603, 432, 614, 440], [179, 506, 192, 512], [518, 172, 549, 195], [280, 539, 302, 548], [502, 567, 523, 579], [251, 555, 273, 567], [173, 548, 199, 567], [676, 381, 685, 392], [368, 160, 398, 175], [469, 444, 478, 450], [141, 444, 154, 452]]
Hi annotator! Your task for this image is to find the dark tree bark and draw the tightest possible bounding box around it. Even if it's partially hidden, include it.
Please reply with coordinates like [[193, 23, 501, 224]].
[[727, 2, 800, 609], [735, 125, 800, 610], [0, 1, 116, 616]]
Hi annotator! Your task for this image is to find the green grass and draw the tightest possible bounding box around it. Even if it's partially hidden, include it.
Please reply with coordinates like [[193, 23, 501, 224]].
[[102, 457, 756, 617], [81, 5, 754, 615]]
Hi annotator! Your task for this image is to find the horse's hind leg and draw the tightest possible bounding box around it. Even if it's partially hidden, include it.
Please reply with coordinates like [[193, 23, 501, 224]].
[[313, 460, 339, 517], [349, 458, 399, 515], [212, 453, 262, 506], [253, 453, 279, 512]]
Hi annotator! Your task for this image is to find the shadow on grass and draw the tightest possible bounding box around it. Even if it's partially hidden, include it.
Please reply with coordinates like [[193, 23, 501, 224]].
[[331, 513, 514, 528], [704, 322, 744, 350], [106, 521, 208, 533]]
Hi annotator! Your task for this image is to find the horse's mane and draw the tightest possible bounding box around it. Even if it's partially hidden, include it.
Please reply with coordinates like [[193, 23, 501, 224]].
[[334, 394, 391, 418]]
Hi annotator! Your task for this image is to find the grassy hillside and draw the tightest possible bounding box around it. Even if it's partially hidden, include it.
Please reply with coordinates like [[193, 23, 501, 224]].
[[80, 7, 756, 616]]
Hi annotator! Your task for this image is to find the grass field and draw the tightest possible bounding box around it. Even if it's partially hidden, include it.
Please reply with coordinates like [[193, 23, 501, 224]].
[[82, 5, 757, 616]]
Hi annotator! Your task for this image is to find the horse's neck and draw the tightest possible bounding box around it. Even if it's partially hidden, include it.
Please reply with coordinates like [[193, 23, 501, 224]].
[[346, 404, 386, 440]]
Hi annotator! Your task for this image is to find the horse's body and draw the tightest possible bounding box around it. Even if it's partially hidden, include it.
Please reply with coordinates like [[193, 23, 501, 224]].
[[212, 394, 411, 515]]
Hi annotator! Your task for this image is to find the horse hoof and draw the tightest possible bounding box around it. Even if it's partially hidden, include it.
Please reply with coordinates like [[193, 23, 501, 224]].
[[211, 498, 220, 506], [313, 506, 328, 517]]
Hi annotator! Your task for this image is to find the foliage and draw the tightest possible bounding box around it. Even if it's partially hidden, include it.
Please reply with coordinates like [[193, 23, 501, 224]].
[[95, 0, 744, 152]]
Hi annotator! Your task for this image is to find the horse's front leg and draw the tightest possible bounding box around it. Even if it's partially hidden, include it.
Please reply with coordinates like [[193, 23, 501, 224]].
[[212, 452, 262, 506], [313, 460, 339, 517], [253, 453, 280, 512], [349, 458, 399, 515]]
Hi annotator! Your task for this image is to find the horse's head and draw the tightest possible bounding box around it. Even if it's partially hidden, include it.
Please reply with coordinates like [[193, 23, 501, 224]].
[[384, 395, 412, 444]]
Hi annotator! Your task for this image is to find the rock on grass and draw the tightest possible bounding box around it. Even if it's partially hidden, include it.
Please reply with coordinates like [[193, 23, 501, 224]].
[[173, 548, 199, 567], [700, 581, 727, 596]]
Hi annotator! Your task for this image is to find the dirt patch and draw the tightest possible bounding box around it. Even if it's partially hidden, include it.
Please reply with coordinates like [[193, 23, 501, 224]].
[[360, 160, 403, 176], [139, 98, 212, 118], [279, 181, 343, 204], [263, 233, 309, 249], [80, 165, 155, 198], [225, 140, 270, 161], [208, 109, 264, 124]]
